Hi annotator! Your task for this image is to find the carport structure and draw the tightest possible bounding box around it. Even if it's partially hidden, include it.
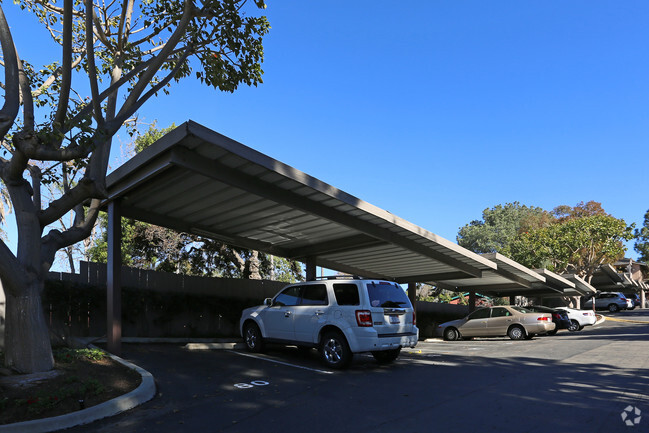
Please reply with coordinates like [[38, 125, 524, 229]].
[[431, 252, 596, 305], [103, 121, 500, 353]]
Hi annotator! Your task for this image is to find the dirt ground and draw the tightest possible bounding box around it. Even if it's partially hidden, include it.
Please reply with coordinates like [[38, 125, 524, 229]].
[[0, 354, 142, 425]]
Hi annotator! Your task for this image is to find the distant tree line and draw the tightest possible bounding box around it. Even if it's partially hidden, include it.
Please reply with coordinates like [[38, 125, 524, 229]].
[[456, 201, 636, 284]]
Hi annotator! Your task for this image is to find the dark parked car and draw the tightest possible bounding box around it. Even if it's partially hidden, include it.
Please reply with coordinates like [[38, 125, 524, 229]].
[[523, 305, 571, 335]]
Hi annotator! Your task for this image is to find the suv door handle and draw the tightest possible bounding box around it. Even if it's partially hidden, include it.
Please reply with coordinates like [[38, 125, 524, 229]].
[[284, 311, 292, 317], [315, 310, 324, 316]]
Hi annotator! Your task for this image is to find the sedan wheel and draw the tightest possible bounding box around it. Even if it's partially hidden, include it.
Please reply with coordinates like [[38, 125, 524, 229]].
[[444, 327, 461, 341], [567, 319, 580, 332], [507, 325, 525, 340]]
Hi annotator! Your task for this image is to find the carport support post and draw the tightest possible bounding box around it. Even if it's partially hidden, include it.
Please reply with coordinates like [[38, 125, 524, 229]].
[[305, 257, 316, 281], [107, 200, 122, 356], [408, 282, 417, 315], [469, 291, 476, 313]]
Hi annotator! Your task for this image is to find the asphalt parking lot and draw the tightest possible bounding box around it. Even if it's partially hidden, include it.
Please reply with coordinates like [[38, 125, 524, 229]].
[[67, 310, 649, 433]]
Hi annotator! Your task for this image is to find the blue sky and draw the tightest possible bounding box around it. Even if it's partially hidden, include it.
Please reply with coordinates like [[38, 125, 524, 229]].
[[3, 1, 648, 263]]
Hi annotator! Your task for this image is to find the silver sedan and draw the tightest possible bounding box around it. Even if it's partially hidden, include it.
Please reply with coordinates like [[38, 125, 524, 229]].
[[438, 306, 555, 341]]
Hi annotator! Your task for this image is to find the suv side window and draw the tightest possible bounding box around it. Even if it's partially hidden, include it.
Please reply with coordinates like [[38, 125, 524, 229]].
[[300, 284, 328, 306], [273, 286, 301, 306], [333, 283, 360, 306]]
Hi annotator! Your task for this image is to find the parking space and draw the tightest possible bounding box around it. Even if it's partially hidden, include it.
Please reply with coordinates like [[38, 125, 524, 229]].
[[67, 313, 649, 433]]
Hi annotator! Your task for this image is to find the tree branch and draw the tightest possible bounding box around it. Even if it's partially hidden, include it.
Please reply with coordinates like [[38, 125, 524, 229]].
[[40, 197, 101, 271], [0, 5, 20, 138], [38, 176, 98, 226], [0, 238, 25, 297], [117, 0, 195, 117], [32, 54, 84, 98], [63, 53, 161, 132], [117, 0, 135, 51], [85, 0, 104, 126], [27, 164, 42, 211], [54, 0, 73, 128], [111, 47, 192, 130]]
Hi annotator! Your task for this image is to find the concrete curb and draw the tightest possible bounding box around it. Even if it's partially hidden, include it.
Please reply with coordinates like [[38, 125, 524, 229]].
[[601, 316, 649, 324], [185, 342, 246, 350], [0, 349, 156, 433]]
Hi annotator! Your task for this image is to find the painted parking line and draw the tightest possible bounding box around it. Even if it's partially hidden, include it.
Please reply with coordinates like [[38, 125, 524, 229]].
[[602, 316, 649, 324], [228, 350, 334, 375]]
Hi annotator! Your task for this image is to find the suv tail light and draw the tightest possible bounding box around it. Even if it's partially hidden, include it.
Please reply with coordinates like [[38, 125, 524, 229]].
[[356, 310, 373, 327], [413, 311, 417, 326]]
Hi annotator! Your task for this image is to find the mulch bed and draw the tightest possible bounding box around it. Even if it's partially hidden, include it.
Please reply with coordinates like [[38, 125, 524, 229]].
[[0, 353, 142, 425]]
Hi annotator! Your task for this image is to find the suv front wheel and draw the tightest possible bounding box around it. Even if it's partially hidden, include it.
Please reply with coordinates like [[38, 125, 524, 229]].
[[320, 331, 352, 369], [243, 322, 264, 353]]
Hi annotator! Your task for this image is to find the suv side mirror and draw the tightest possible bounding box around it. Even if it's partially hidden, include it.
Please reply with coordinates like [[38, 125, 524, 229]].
[[264, 298, 272, 306]]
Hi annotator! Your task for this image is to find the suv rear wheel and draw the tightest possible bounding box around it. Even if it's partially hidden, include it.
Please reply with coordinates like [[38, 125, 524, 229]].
[[608, 304, 619, 313], [320, 331, 352, 369]]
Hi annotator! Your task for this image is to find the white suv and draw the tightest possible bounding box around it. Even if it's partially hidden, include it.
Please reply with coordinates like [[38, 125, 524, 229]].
[[583, 292, 630, 313], [239, 278, 419, 369]]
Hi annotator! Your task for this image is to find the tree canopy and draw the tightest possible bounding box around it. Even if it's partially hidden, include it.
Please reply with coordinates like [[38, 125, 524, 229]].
[[0, 0, 269, 373], [504, 214, 634, 282], [634, 209, 649, 263], [458, 201, 635, 283], [456, 202, 552, 254]]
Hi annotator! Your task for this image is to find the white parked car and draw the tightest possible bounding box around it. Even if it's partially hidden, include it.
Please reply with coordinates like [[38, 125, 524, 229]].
[[239, 277, 418, 369], [554, 307, 597, 331], [582, 292, 629, 313]]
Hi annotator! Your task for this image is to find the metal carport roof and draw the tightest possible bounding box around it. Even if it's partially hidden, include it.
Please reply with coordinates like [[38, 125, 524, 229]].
[[105, 121, 497, 282], [430, 253, 586, 298]]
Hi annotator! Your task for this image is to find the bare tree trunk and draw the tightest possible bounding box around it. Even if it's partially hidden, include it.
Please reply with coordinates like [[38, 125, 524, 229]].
[[4, 280, 53, 373], [249, 250, 261, 280]]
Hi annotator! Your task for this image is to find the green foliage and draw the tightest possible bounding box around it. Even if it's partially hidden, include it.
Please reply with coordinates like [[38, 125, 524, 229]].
[[551, 200, 607, 222], [53, 348, 106, 363], [634, 209, 649, 263], [134, 123, 177, 153], [505, 214, 635, 280], [457, 202, 553, 253]]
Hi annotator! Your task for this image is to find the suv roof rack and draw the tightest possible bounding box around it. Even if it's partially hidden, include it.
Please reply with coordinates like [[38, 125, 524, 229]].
[[315, 275, 362, 280]]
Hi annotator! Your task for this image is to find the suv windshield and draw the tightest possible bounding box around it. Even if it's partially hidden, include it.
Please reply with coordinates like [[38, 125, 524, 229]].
[[367, 282, 411, 308]]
